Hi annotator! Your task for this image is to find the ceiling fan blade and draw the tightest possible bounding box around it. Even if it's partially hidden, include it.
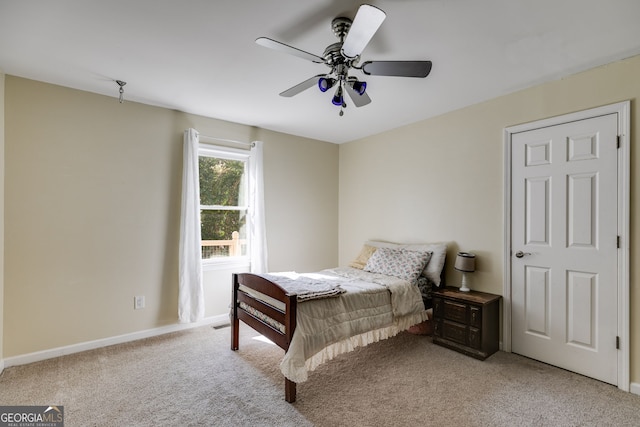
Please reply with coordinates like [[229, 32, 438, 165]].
[[256, 37, 325, 63], [341, 4, 386, 59], [279, 75, 325, 97], [344, 83, 372, 107], [361, 61, 433, 78]]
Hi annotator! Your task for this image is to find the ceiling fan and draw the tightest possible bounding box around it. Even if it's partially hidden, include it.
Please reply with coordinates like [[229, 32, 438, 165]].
[[256, 4, 432, 116]]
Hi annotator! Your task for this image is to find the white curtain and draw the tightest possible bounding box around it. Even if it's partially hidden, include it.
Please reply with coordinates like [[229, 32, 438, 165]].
[[178, 128, 204, 323], [249, 141, 268, 273]]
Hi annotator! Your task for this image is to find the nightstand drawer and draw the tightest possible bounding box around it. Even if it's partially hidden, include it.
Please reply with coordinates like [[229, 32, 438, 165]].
[[442, 320, 467, 345], [443, 300, 467, 323]]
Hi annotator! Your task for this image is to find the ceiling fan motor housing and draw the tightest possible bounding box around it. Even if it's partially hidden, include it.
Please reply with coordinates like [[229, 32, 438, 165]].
[[323, 42, 344, 66], [324, 16, 362, 83], [331, 17, 352, 40]]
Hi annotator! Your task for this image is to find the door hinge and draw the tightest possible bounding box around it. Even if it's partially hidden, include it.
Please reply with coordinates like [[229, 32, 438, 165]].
[[617, 135, 621, 149], [617, 235, 620, 249], [616, 336, 620, 350]]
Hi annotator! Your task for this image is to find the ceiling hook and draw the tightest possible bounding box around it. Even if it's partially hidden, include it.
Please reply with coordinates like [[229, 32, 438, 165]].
[[115, 80, 127, 103]]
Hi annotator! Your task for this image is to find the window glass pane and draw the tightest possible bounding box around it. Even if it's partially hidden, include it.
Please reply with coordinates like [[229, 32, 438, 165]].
[[200, 210, 247, 259], [199, 157, 246, 206]]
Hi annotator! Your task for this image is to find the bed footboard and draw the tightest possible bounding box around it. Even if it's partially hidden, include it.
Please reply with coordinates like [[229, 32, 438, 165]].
[[231, 273, 298, 402]]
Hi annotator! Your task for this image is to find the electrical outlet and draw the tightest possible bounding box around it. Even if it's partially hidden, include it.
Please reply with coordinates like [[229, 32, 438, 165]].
[[134, 296, 145, 310]]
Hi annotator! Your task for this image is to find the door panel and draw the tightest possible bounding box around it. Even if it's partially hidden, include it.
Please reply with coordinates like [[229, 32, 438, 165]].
[[566, 270, 596, 348], [511, 113, 618, 385], [525, 177, 550, 245], [567, 173, 596, 247], [524, 265, 549, 337]]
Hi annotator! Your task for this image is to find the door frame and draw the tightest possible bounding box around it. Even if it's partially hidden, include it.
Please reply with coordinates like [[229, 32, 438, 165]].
[[502, 101, 630, 392]]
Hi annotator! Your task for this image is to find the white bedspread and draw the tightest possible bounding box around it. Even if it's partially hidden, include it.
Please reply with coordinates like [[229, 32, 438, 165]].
[[280, 267, 428, 383]]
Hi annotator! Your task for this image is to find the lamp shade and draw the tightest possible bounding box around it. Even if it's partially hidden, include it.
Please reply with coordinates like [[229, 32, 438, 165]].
[[454, 252, 476, 272]]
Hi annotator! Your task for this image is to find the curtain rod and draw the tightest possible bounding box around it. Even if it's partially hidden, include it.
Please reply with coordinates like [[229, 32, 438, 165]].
[[198, 133, 254, 148]]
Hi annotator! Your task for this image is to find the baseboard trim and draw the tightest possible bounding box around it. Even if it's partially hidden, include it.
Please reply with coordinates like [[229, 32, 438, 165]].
[[630, 382, 640, 396], [3, 314, 229, 369]]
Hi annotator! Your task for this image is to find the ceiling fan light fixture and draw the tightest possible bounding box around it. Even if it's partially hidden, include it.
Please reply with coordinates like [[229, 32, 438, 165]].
[[350, 80, 367, 95], [318, 77, 336, 92], [331, 86, 344, 106]]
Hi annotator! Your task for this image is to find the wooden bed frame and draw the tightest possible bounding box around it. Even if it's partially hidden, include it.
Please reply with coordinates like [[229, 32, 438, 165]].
[[230, 269, 444, 403], [231, 273, 299, 402]]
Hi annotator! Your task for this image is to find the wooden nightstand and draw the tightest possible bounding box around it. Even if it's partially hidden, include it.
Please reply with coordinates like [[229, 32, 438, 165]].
[[432, 287, 501, 360]]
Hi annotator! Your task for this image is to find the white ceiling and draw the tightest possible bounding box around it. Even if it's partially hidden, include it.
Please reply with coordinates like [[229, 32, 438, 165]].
[[1, 0, 640, 144]]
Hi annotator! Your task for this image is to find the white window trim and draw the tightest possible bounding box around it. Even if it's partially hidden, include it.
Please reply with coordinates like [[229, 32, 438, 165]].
[[202, 258, 250, 271], [199, 144, 249, 161]]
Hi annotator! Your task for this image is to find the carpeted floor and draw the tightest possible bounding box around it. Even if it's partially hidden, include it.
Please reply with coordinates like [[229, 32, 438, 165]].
[[1, 324, 639, 426]]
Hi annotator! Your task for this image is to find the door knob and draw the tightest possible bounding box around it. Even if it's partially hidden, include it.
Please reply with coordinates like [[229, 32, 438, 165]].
[[515, 251, 531, 258]]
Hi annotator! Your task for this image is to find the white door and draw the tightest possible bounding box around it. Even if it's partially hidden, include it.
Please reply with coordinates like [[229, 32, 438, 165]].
[[511, 113, 619, 385]]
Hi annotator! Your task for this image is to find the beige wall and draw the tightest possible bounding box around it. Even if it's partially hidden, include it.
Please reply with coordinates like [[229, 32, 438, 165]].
[[3, 76, 338, 357], [339, 55, 640, 385], [259, 129, 339, 272]]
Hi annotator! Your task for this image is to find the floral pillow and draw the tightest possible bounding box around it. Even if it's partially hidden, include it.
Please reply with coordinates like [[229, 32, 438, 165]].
[[363, 247, 432, 284], [366, 240, 447, 286]]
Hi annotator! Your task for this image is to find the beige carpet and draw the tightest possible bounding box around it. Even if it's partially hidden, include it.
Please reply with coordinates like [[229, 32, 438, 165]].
[[1, 324, 639, 426]]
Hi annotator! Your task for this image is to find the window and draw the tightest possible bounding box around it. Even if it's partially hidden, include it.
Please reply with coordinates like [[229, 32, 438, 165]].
[[198, 145, 250, 264]]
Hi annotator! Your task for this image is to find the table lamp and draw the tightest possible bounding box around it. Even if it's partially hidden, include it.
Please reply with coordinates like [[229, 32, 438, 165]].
[[455, 252, 476, 292]]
